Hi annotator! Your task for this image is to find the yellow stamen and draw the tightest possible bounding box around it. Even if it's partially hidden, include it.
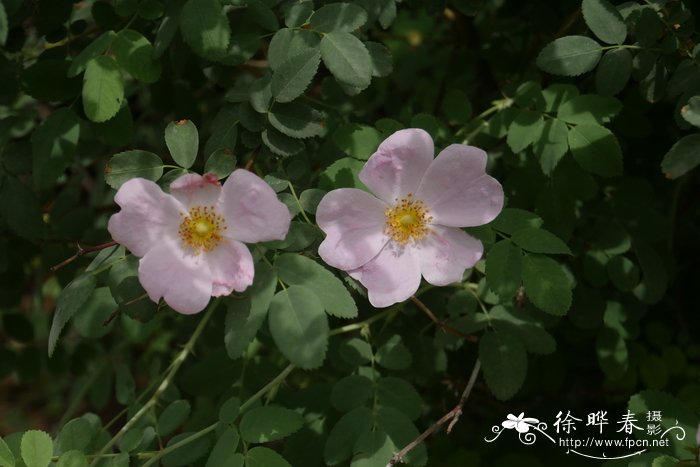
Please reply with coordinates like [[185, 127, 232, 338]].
[[178, 206, 227, 253], [385, 194, 432, 245]]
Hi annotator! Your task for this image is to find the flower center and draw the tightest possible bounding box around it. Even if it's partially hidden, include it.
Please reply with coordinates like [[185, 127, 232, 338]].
[[178, 206, 227, 253], [385, 194, 432, 245]]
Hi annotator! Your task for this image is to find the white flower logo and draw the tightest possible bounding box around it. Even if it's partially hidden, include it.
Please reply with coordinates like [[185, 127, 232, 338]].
[[502, 413, 540, 433]]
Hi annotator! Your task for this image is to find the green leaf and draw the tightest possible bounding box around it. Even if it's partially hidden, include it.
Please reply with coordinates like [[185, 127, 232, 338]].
[[441, 89, 472, 124], [276, 253, 357, 318], [607, 255, 640, 291], [268, 28, 320, 71], [511, 227, 571, 254], [567, 124, 623, 177], [157, 400, 191, 437], [507, 110, 543, 153], [31, 108, 80, 189], [541, 83, 579, 113], [0, 1, 7, 46], [271, 49, 321, 103], [153, 0, 184, 59], [299, 188, 325, 214], [48, 274, 97, 357], [532, 118, 568, 175], [0, 177, 44, 239], [112, 29, 161, 83], [581, 0, 627, 44], [376, 377, 422, 421], [331, 375, 373, 412], [479, 329, 527, 400], [284, 1, 313, 28], [375, 335, 411, 370], [246, 447, 292, 467], [72, 287, 118, 339], [239, 406, 303, 443], [224, 263, 277, 359], [82, 56, 125, 123], [57, 418, 92, 453], [324, 407, 373, 465], [338, 338, 373, 366], [205, 428, 240, 467], [268, 102, 323, 139], [262, 127, 305, 157], [20, 431, 53, 467], [0, 437, 15, 467], [680, 95, 700, 128], [536, 35, 602, 76], [333, 124, 381, 160], [56, 451, 87, 467], [366, 41, 392, 77], [319, 156, 365, 190], [22, 59, 81, 102], [595, 48, 632, 96], [204, 148, 236, 179], [522, 254, 572, 315], [320, 31, 372, 89], [162, 432, 211, 467], [486, 240, 523, 300], [660, 133, 700, 179], [557, 94, 622, 125], [375, 407, 427, 466], [204, 105, 239, 157], [490, 306, 556, 355], [68, 31, 116, 77], [104, 150, 164, 189], [165, 120, 199, 168], [95, 106, 134, 147], [246, 0, 278, 31], [632, 242, 667, 305], [268, 285, 329, 369], [310, 2, 367, 32], [180, 0, 230, 60], [490, 208, 543, 234]]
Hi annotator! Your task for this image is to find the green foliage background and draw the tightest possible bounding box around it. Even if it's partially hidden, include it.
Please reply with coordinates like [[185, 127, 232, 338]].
[[0, 0, 699, 465]]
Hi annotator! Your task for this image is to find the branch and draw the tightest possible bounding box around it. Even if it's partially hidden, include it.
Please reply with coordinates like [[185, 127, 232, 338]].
[[387, 359, 481, 467], [410, 296, 478, 343], [50, 240, 118, 271]]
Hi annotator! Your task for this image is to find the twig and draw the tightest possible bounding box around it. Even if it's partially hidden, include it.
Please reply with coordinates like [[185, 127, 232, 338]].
[[387, 360, 481, 466], [50, 240, 118, 271], [410, 296, 478, 343]]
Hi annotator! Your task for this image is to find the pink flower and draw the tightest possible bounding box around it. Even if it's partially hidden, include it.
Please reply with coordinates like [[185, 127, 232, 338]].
[[108, 171, 291, 314], [316, 128, 503, 307]]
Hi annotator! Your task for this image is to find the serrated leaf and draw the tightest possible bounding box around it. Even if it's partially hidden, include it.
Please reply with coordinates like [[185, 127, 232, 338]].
[[246, 0, 278, 31], [239, 406, 303, 443], [180, 0, 230, 60], [268, 285, 328, 369], [536, 35, 602, 77], [104, 150, 164, 189], [557, 94, 622, 125], [262, 127, 305, 157], [204, 105, 239, 157], [165, 120, 199, 168], [31, 108, 80, 189], [507, 110, 543, 153], [20, 431, 53, 467], [333, 124, 381, 160], [568, 124, 623, 177], [268, 102, 323, 139], [276, 253, 357, 318], [82, 56, 124, 123], [490, 208, 543, 234], [660, 133, 700, 179], [268, 28, 320, 71], [271, 49, 321, 103], [595, 48, 632, 96], [249, 74, 272, 114], [365, 41, 392, 77], [284, 1, 313, 28], [486, 240, 523, 300], [320, 31, 372, 89], [0, 437, 15, 467], [48, 274, 97, 357], [522, 254, 572, 315], [112, 29, 161, 83], [246, 447, 291, 467], [532, 118, 568, 175], [204, 148, 236, 179], [582, 0, 627, 44], [310, 2, 367, 32], [68, 31, 116, 77], [479, 330, 527, 400], [511, 227, 571, 254]]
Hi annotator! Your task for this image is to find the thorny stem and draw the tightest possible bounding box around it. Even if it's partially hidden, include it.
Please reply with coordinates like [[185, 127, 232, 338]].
[[387, 360, 482, 466], [50, 241, 118, 271], [90, 300, 219, 465], [410, 296, 479, 343]]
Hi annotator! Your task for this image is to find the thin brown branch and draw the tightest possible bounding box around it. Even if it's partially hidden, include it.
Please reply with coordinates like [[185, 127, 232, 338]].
[[410, 296, 478, 343], [387, 360, 481, 466], [50, 241, 118, 272]]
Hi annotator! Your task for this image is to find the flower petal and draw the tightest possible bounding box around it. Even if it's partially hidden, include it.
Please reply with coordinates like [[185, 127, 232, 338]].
[[359, 128, 434, 203], [170, 173, 222, 208], [317, 188, 389, 270], [502, 421, 517, 429], [348, 244, 421, 308], [221, 169, 291, 243], [108, 178, 184, 257], [416, 144, 504, 227], [206, 239, 254, 296], [416, 226, 483, 286], [138, 240, 213, 314], [515, 422, 531, 433]]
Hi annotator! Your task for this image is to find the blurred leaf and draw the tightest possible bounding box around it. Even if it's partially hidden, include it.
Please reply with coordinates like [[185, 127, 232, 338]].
[[56, 451, 88, 467], [375, 335, 411, 370], [271, 49, 321, 103], [104, 150, 164, 189], [331, 375, 373, 412], [324, 407, 373, 465], [153, 0, 185, 58], [205, 428, 240, 467], [0, 1, 6, 46], [366, 41, 392, 77], [606, 255, 640, 291], [486, 240, 523, 300], [310, 3, 367, 32], [376, 377, 422, 421], [533, 118, 568, 175], [165, 120, 199, 168], [20, 431, 53, 467], [511, 227, 571, 254], [320, 32, 372, 89], [522, 254, 572, 315], [568, 124, 623, 177], [0, 437, 15, 467], [490, 208, 543, 234], [581, 0, 627, 44], [112, 29, 161, 83], [31, 108, 80, 189], [68, 32, 116, 77], [162, 432, 210, 467], [73, 287, 118, 338], [284, 1, 313, 28], [204, 105, 239, 157], [240, 406, 303, 443], [480, 330, 527, 400], [441, 89, 472, 123], [660, 133, 700, 179], [22, 59, 81, 102], [57, 419, 92, 453], [333, 123, 381, 160], [557, 94, 622, 125], [680, 95, 700, 128], [246, 0, 278, 31], [157, 400, 191, 437], [595, 48, 632, 96], [180, 0, 230, 60], [536, 35, 602, 76], [82, 56, 125, 123], [246, 447, 292, 467], [204, 148, 236, 179]]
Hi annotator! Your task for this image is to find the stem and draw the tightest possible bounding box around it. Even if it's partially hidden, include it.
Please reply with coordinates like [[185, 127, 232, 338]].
[[328, 306, 398, 336], [410, 296, 478, 343], [50, 241, 119, 271], [91, 300, 219, 465], [387, 360, 481, 466], [287, 181, 315, 225]]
